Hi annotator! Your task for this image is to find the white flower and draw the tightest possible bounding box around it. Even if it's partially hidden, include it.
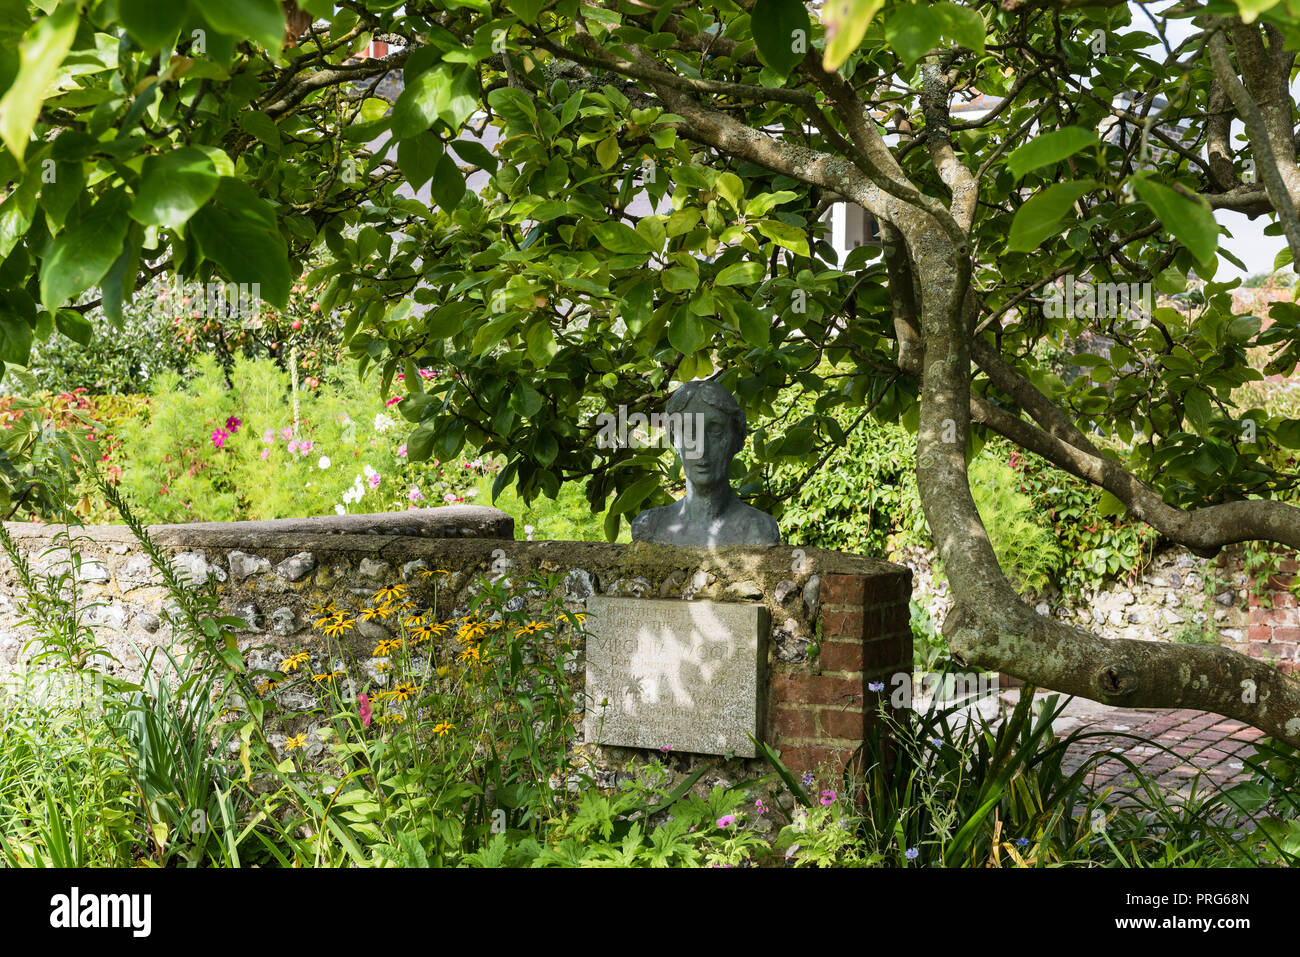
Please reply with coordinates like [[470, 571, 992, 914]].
[[335, 504, 346, 515], [363, 464, 378, 480], [524, 524, 534, 541], [318, 455, 331, 470], [373, 412, 396, 433]]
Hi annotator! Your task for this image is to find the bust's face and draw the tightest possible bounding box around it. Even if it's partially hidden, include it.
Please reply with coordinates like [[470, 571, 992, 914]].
[[677, 402, 735, 491]]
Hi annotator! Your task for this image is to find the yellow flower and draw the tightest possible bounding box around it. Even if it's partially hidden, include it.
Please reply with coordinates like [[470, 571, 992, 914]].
[[458, 645, 482, 665], [432, 722, 454, 737], [332, 669, 347, 678], [308, 599, 338, 618], [417, 568, 449, 579], [322, 616, 357, 637], [427, 620, 450, 636], [280, 652, 309, 674], [374, 584, 407, 603], [435, 666, 449, 678], [518, 620, 547, 635], [359, 605, 385, 622], [310, 672, 335, 684], [376, 713, 406, 726], [402, 613, 426, 629], [284, 733, 307, 752], [388, 682, 420, 703], [372, 638, 402, 658]]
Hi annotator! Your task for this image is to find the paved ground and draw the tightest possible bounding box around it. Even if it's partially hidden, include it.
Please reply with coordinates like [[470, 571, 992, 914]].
[[1002, 692, 1265, 798]]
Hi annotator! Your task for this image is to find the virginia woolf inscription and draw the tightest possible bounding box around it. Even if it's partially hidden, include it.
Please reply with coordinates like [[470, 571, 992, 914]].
[[583, 596, 767, 757]]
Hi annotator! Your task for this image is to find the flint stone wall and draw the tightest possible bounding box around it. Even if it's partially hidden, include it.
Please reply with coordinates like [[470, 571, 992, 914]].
[[0, 507, 911, 794]]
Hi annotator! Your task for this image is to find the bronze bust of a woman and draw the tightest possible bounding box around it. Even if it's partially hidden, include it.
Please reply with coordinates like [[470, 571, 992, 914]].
[[631, 380, 781, 547]]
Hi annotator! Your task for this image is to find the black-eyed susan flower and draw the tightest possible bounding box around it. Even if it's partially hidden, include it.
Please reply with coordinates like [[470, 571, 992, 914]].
[[458, 645, 482, 665], [310, 672, 335, 684], [375, 713, 405, 726], [322, 615, 357, 637], [388, 682, 420, 703], [280, 652, 309, 674], [284, 733, 307, 751], [374, 584, 407, 603], [432, 722, 454, 737], [518, 620, 547, 636], [359, 605, 385, 622]]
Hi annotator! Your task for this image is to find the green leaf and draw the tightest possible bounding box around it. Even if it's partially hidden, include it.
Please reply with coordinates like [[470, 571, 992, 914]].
[[1007, 180, 1094, 252], [715, 261, 763, 286], [1235, 0, 1283, 24], [1184, 387, 1212, 433], [189, 178, 291, 308], [885, 3, 942, 64], [507, 0, 548, 22], [668, 309, 707, 354], [752, 0, 811, 76], [119, 0, 187, 51], [610, 474, 660, 516], [450, 138, 498, 173], [130, 147, 222, 230], [193, 0, 285, 54], [40, 189, 132, 309], [0, 289, 34, 365], [429, 151, 466, 210], [54, 307, 91, 345], [821, 0, 885, 72], [237, 110, 281, 149], [1130, 177, 1219, 267], [756, 220, 809, 257], [595, 135, 619, 170], [398, 133, 442, 190], [1006, 127, 1099, 180], [592, 221, 655, 254], [0, 4, 79, 163], [932, 2, 985, 52], [392, 65, 477, 139], [510, 381, 544, 417]]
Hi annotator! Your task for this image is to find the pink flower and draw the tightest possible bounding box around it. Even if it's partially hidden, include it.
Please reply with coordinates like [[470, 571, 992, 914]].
[[288, 440, 300, 454], [301, 440, 314, 454], [368, 472, 381, 489], [260, 448, 270, 461], [716, 814, 736, 829], [262, 429, 274, 444], [443, 492, 458, 504], [397, 444, 407, 458], [820, 789, 836, 806], [408, 486, 424, 503], [754, 799, 767, 814], [211, 428, 229, 449], [225, 416, 242, 433], [358, 693, 372, 727], [386, 396, 402, 407], [280, 427, 293, 440]]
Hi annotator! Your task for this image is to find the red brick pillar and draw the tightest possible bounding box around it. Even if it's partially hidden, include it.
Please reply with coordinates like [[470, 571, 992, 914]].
[[1248, 556, 1300, 675], [769, 567, 912, 776]]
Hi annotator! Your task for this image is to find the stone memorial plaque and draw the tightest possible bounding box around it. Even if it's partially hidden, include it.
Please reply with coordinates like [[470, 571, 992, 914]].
[[583, 596, 768, 757]]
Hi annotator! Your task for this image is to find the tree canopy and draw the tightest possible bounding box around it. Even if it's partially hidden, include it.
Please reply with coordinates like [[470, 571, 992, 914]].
[[8, 0, 1300, 740]]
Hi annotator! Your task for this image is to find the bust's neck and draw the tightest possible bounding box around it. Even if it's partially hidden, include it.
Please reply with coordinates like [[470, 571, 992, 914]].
[[683, 482, 737, 522]]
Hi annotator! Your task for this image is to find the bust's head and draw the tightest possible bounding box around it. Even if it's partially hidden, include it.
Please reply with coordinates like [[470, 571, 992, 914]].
[[666, 379, 746, 491]]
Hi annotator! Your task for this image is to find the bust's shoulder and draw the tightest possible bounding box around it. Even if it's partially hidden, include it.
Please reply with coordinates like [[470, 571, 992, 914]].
[[631, 501, 678, 540], [730, 501, 781, 544]]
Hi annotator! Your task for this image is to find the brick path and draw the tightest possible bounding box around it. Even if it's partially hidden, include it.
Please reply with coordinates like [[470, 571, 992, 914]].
[[1055, 706, 1265, 797]]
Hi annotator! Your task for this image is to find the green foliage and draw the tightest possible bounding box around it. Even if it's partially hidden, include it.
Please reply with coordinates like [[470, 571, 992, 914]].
[[103, 355, 492, 523], [969, 453, 1063, 594]]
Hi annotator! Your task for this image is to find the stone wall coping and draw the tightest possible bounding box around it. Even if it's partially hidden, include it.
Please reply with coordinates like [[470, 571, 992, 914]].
[[0, 516, 909, 581], [3, 505, 514, 543]]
